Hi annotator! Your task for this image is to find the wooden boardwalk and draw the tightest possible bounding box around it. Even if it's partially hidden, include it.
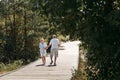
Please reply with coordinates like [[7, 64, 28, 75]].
[[0, 41, 80, 80]]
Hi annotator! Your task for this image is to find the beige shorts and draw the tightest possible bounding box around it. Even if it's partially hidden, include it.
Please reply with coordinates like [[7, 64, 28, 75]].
[[50, 49, 58, 57]]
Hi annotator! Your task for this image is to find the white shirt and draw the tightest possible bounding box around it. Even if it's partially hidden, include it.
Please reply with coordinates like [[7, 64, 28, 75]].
[[39, 43, 47, 50], [50, 38, 59, 49]]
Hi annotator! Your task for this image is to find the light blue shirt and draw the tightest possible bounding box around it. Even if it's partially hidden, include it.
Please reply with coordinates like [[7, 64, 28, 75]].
[[39, 42, 47, 54]]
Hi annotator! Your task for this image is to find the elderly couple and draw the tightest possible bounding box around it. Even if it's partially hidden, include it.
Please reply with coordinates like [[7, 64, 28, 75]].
[[39, 35, 60, 66]]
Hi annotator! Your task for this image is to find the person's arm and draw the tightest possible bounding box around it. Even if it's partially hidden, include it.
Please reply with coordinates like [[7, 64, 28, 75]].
[[45, 40, 52, 49], [47, 44, 51, 49], [39, 43, 41, 49], [58, 44, 60, 47]]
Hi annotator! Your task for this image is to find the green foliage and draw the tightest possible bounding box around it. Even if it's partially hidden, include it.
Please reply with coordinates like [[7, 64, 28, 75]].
[[0, 60, 23, 73], [81, 0, 120, 80], [0, 0, 56, 65], [41, 0, 120, 80]]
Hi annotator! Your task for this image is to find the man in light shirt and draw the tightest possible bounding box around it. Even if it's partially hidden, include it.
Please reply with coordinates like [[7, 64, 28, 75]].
[[47, 35, 60, 66]]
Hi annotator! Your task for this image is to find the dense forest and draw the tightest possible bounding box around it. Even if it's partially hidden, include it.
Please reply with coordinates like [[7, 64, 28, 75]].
[[0, 0, 62, 64], [0, 0, 120, 80]]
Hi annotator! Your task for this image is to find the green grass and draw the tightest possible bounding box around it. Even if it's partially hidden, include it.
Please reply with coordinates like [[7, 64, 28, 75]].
[[0, 60, 23, 74]]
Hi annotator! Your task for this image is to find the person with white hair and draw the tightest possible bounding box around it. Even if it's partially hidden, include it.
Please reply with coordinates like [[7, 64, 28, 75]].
[[39, 38, 47, 65]]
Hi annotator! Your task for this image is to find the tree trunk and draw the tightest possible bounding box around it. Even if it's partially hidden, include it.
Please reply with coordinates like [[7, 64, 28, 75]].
[[24, 9, 27, 54], [13, 5, 16, 54]]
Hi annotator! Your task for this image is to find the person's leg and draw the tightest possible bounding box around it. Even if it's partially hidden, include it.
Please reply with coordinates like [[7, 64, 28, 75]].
[[54, 56, 57, 65], [50, 56, 53, 64], [43, 56, 46, 64], [41, 51, 44, 64], [41, 51, 46, 65], [50, 50, 53, 64], [44, 56, 46, 64], [54, 49, 58, 66], [42, 57, 44, 64]]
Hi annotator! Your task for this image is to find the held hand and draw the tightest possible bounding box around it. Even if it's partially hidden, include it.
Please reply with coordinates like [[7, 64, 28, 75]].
[[44, 47, 48, 50], [42, 48, 46, 50]]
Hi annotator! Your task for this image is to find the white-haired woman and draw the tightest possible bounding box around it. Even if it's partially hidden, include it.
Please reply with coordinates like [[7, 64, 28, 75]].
[[39, 38, 47, 65]]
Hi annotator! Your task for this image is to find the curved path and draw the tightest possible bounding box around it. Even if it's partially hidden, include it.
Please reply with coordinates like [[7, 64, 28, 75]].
[[0, 41, 80, 80]]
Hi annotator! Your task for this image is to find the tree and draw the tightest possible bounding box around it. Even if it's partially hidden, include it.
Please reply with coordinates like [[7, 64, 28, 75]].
[[0, 0, 59, 64], [41, 0, 120, 80]]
